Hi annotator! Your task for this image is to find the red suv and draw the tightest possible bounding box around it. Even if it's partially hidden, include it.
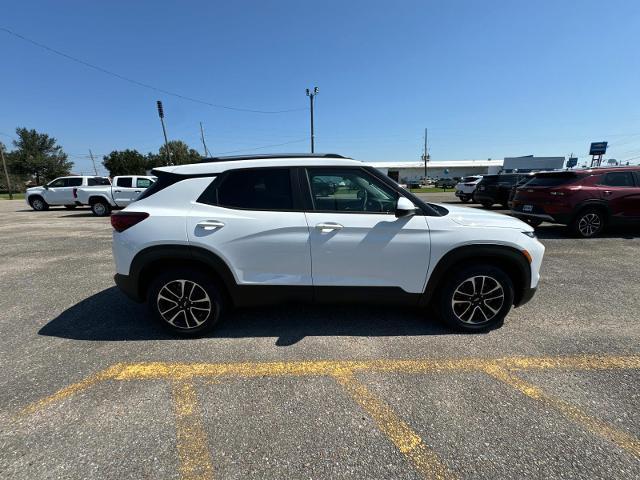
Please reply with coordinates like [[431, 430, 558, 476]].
[[511, 167, 640, 237]]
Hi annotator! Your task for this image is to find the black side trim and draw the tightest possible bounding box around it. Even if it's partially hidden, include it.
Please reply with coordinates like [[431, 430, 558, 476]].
[[314, 286, 420, 306], [420, 245, 532, 307]]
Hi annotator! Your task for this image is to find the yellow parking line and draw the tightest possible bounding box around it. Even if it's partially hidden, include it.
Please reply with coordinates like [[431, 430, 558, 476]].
[[485, 365, 640, 459], [20, 355, 640, 415], [334, 372, 456, 480], [172, 380, 215, 480]]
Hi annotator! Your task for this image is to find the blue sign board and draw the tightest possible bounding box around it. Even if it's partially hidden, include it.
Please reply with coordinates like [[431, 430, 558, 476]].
[[567, 157, 578, 168], [589, 142, 607, 156]]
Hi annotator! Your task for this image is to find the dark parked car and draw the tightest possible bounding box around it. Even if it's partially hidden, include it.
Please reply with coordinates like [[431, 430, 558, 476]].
[[511, 167, 640, 237], [435, 178, 457, 189], [474, 174, 530, 208]]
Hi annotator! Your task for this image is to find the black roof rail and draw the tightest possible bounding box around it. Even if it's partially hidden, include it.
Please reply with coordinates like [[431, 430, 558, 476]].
[[199, 153, 350, 163]]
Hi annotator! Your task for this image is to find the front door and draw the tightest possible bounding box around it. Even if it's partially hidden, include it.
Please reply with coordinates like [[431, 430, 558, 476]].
[[303, 167, 431, 294]]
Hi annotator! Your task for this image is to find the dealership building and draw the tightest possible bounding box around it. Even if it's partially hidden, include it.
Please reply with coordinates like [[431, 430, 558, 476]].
[[368, 156, 566, 183]]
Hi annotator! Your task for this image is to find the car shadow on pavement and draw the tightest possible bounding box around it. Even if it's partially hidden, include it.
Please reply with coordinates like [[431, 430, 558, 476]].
[[38, 287, 455, 344], [534, 224, 640, 240]]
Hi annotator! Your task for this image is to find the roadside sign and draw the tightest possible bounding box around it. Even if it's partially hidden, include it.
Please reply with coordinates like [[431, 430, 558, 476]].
[[589, 142, 607, 156]]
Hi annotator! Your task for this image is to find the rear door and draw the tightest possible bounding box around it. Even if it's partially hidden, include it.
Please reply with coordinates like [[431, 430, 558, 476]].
[[598, 171, 640, 220], [303, 167, 431, 294], [187, 167, 312, 289], [112, 177, 138, 206]]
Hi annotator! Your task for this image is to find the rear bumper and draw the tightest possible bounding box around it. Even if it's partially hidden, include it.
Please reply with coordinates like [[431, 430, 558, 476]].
[[114, 273, 143, 303]]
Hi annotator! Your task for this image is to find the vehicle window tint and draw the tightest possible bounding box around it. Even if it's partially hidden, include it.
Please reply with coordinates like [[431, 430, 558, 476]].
[[136, 178, 154, 188], [48, 178, 65, 187], [307, 168, 398, 213], [116, 177, 133, 188], [215, 168, 293, 210], [88, 177, 111, 186], [601, 172, 635, 187], [65, 177, 83, 187], [525, 175, 578, 187]]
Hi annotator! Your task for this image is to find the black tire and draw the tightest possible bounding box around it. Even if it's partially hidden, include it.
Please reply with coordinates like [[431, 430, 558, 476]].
[[570, 208, 605, 238], [29, 196, 49, 211], [437, 264, 514, 332], [481, 201, 493, 209], [91, 200, 111, 217], [64, 205, 77, 210], [460, 196, 470, 203], [147, 268, 225, 336]]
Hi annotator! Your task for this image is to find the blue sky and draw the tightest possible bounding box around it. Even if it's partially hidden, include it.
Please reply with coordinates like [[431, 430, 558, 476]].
[[1, 0, 639, 175]]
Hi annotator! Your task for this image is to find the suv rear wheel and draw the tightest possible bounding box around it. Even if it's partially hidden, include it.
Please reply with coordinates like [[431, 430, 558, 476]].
[[148, 269, 225, 336], [571, 208, 604, 238], [438, 264, 514, 332]]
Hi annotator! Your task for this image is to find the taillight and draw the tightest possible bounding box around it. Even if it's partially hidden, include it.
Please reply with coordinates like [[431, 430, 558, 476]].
[[73, 188, 78, 198], [111, 212, 149, 232]]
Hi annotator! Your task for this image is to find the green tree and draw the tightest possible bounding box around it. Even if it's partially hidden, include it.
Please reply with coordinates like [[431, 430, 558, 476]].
[[10, 128, 73, 184], [102, 149, 148, 177], [147, 140, 202, 169]]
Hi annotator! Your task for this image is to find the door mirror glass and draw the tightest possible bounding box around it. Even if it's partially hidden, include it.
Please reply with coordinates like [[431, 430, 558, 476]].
[[396, 197, 416, 217]]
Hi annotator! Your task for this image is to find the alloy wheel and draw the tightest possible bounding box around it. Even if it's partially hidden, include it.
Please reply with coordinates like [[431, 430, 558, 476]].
[[93, 203, 107, 216], [451, 275, 505, 324], [157, 279, 213, 329], [578, 213, 601, 237], [32, 199, 44, 210]]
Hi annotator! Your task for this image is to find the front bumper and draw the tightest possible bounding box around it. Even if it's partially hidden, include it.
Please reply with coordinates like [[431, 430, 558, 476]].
[[114, 273, 143, 303]]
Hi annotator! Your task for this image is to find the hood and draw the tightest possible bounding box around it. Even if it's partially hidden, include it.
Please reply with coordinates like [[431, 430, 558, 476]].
[[26, 186, 45, 193], [439, 204, 532, 231]]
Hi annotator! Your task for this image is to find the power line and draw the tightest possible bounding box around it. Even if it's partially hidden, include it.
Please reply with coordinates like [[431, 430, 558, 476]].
[[0, 26, 307, 114]]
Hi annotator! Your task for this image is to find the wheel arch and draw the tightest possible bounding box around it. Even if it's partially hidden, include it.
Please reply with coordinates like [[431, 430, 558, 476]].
[[88, 194, 111, 205], [572, 200, 610, 221], [130, 245, 237, 306], [421, 244, 531, 307]]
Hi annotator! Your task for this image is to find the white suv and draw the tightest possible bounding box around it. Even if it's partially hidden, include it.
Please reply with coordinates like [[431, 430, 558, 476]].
[[111, 154, 544, 336]]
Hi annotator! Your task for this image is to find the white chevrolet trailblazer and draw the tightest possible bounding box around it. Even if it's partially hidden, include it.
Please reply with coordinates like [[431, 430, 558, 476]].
[[111, 154, 544, 336]]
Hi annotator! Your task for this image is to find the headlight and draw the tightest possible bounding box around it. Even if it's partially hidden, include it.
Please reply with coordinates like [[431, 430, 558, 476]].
[[522, 231, 536, 238]]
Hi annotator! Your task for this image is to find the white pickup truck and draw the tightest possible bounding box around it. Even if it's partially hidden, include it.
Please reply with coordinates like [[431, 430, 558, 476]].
[[75, 175, 156, 216], [26, 176, 111, 211]]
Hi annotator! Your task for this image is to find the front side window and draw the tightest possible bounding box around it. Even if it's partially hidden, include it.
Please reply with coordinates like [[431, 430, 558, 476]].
[[116, 177, 133, 188], [307, 168, 398, 213], [48, 178, 65, 187], [136, 178, 154, 188], [601, 172, 635, 187], [214, 168, 293, 210], [65, 177, 83, 187]]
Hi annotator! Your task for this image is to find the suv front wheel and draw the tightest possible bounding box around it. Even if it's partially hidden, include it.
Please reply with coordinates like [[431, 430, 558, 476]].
[[438, 265, 514, 332], [148, 269, 225, 336]]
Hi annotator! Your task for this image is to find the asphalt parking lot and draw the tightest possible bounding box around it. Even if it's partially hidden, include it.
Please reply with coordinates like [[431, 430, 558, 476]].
[[0, 195, 638, 480]]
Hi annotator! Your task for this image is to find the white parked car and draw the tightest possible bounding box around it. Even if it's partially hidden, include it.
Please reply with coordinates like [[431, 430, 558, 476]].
[[75, 175, 156, 216], [454, 175, 483, 203], [111, 154, 544, 336], [26, 176, 111, 211]]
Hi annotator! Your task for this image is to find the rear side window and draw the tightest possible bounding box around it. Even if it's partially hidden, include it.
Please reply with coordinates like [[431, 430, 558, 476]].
[[600, 172, 635, 187], [204, 168, 293, 210], [136, 178, 154, 188], [116, 177, 133, 188], [65, 177, 83, 187], [525, 174, 579, 187], [88, 177, 110, 186]]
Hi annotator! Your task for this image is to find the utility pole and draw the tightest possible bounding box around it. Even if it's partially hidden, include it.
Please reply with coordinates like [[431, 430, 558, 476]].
[[88, 149, 98, 175], [156, 100, 172, 165], [421, 128, 429, 181], [0, 143, 12, 200], [199, 122, 211, 157], [305, 87, 319, 153]]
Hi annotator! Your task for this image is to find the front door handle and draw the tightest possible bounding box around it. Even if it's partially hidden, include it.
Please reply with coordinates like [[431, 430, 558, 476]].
[[197, 220, 225, 230], [134, 190, 142, 193], [316, 222, 343, 232], [603, 190, 613, 196], [114, 190, 122, 193]]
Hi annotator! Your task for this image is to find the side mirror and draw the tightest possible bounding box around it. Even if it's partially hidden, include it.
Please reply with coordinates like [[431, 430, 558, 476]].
[[395, 197, 416, 218], [44, 185, 49, 190]]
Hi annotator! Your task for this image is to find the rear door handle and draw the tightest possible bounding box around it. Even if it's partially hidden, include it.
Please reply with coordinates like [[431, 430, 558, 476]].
[[134, 190, 142, 193], [114, 190, 122, 193], [197, 220, 225, 230], [316, 222, 343, 232], [603, 190, 613, 196]]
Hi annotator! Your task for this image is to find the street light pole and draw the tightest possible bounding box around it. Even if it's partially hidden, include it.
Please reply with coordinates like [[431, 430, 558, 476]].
[[306, 87, 319, 153], [156, 100, 172, 165]]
